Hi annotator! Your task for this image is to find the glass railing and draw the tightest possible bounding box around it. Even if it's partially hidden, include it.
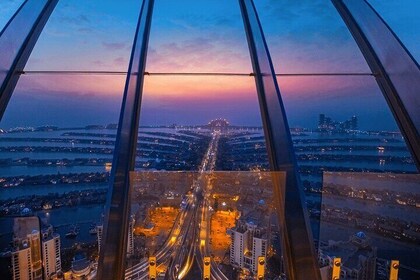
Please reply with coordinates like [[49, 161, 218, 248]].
[[319, 172, 420, 280], [125, 171, 286, 280]]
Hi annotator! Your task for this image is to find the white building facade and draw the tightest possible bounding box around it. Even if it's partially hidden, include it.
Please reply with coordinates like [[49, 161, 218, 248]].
[[229, 221, 268, 273]]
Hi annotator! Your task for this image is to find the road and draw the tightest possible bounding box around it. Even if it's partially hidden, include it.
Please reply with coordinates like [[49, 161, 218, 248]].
[[125, 131, 229, 280]]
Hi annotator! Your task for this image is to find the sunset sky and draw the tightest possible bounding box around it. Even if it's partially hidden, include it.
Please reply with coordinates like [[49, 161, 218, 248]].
[[0, 0, 419, 129]]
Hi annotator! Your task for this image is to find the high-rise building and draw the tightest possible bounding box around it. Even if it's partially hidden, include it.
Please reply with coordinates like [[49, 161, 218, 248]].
[[351, 115, 358, 130], [10, 218, 62, 280], [41, 226, 61, 280], [96, 225, 103, 254], [318, 114, 326, 129], [11, 217, 43, 280], [126, 216, 135, 257], [228, 220, 268, 274], [317, 114, 359, 133]]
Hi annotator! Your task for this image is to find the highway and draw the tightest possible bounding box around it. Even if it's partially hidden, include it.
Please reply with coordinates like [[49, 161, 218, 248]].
[[125, 131, 229, 280]]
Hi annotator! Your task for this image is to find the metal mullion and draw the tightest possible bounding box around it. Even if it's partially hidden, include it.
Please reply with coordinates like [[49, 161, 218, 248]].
[[0, 0, 59, 119], [239, 0, 321, 279], [17, 70, 375, 76], [97, 0, 155, 279], [332, 0, 420, 170]]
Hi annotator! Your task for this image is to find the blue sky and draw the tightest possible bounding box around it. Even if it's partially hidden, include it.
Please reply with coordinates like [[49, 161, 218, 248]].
[[0, 0, 419, 130]]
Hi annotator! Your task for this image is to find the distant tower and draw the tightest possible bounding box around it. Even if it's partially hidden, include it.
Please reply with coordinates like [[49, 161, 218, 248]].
[[11, 217, 43, 280], [351, 115, 358, 130], [127, 215, 135, 257], [318, 114, 326, 128], [96, 225, 103, 253]]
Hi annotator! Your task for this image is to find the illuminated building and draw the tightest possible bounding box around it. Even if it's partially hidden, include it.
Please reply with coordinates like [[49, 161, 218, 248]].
[[228, 220, 268, 274], [63, 254, 96, 280], [11, 217, 43, 280], [317, 113, 359, 132], [206, 118, 230, 132], [41, 226, 62, 280]]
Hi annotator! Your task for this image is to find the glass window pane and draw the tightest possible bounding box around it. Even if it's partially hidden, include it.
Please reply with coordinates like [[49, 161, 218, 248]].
[[24, 0, 141, 71], [278, 75, 417, 176], [278, 75, 419, 277], [0, 0, 48, 84], [254, 0, 371, 73], [137, 75, 268, 172], [368, 0, 420, 62], [125, 73, 281, 278], [146, 0, 252, 72], [0, 0, 24, 31], [320, 173, 420, 279], [0, 74, 124, 273]]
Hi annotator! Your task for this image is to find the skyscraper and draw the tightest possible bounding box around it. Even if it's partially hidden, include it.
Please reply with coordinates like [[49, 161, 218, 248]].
[[351, 115, 358, 130], [228, 220, 268, 274], [41, 226, 61, 280], [11, 217, 43, 280], [10, 218, 62, 280]]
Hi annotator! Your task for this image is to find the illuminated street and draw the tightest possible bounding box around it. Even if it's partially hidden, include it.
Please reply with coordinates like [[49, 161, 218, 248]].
[[125, 131, 226, 279], [125, 124, 281, 280]]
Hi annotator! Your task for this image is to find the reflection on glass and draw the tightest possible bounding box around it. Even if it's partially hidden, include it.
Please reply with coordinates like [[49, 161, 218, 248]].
[[320, 172, 420, 279], [126, 171, 286, 280]]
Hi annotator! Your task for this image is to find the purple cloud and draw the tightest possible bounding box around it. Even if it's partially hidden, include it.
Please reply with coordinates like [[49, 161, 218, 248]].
[[102, 42, 126, 50]]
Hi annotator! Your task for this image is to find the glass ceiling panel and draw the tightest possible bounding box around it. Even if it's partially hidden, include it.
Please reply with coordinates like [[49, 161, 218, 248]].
[[145, 0, 252, 73], [0, 0, 24, 31], [368, 0, 420, 62], [254, 0, 371, 73], [23, 0, 141, 71]]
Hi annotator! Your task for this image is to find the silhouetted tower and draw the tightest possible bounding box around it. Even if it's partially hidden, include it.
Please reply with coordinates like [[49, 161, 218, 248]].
[[351, 115, 358, 130]]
